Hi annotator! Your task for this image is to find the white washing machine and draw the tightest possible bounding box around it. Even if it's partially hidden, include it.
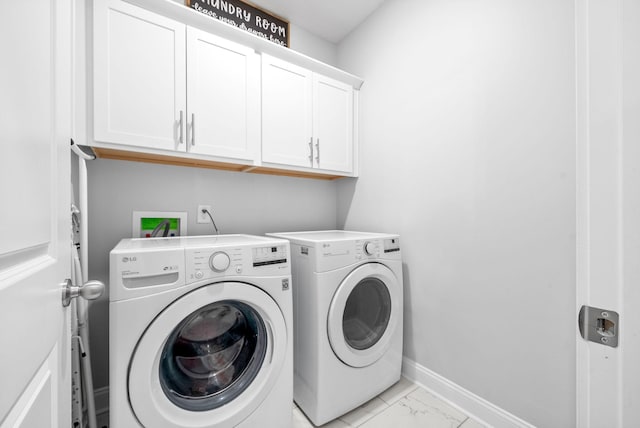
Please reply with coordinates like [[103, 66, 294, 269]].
[[267, 230, 403, 426], [109, 235, 293, 428]]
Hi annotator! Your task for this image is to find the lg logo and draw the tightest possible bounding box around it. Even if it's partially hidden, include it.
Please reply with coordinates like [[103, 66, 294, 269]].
[[122, 256, 137, 263]]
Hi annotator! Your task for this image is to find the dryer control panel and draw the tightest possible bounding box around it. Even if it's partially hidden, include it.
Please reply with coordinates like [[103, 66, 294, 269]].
[[305, 238, 401, 272]]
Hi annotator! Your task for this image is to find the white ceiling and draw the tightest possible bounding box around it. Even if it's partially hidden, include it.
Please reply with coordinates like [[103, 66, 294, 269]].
[[248, 0, 386, 43]]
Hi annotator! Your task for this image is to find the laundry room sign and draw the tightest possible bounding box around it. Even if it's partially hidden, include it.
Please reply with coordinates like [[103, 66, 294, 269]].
[[186, 0, 289, 47]]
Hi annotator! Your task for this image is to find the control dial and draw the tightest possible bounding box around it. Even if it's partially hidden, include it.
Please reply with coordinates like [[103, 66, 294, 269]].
[[209, 251, 231, 272], [363, 241, 375, 256]]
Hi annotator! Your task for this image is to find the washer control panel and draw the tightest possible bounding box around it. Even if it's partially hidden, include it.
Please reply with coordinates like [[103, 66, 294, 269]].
[[383, 237, 400, 253], [209, 251, 231, 272], [252, 244, 287, 267], [363, 241, 376, 255], [186, 244, 289, 283]]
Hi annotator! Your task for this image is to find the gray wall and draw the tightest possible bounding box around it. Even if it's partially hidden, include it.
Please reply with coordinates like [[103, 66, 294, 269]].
[[336, 0, 576, 426], [288, 23, 338, 66]]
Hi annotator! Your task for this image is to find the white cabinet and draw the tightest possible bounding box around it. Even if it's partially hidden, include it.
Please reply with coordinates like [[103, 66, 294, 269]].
[[261, 55, 313, 169], [261, 55, 354, 175], [92, 0, 360, 178], [93, 0, 186, 151], [313, 74, 354, 173], [186, 27, 259, 161], [93, 0, 259, 162]]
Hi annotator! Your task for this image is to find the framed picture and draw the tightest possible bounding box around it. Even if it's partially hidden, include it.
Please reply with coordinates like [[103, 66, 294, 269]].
[[186, 0, 289, 47]]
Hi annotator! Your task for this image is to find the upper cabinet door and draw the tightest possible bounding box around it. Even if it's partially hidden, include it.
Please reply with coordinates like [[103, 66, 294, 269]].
[[93, 0, 186, 151], [261, 54, 313, 168], [186, 28, 259, 161], [313, 74, 354, 174]]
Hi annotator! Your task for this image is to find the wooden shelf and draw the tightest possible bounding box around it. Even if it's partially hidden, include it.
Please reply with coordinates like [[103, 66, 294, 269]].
[[92, 147, 347, 180], [246, 166, 344, 180]]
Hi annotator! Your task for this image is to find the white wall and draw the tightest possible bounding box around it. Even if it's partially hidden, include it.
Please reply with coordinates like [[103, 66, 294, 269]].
[[336, 0, 576, 426], [288, 23, 338, 66]]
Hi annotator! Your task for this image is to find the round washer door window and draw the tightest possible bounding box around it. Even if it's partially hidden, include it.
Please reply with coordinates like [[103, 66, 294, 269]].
[[159, 300, 267, 411], [128, 282, 287, 428], [327, 263, 401, 368]]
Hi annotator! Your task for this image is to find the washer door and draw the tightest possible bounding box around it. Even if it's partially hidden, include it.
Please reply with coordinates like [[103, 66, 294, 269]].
[[128, 282, 287, 428], [327, 263, 401, 368]]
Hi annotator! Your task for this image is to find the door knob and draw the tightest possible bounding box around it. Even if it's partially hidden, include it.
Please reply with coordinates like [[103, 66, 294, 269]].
[[61, 278, 105, 307]]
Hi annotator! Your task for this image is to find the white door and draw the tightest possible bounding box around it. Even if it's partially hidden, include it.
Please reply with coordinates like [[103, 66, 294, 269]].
[[93, 0, 187, 151], [576, 0, 640, 426], [0, 0, 72, 426], [187, 28, 260, 161], [313, 74, 354, 174], [261, 55, 313, 169]]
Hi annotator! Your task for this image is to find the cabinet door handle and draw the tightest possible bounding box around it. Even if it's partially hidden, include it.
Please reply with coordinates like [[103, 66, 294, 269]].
[[315, 138, 320, 164], [308, 137, 313, 166], [191, 113, 195, 146], [179, 110, 184, 144]]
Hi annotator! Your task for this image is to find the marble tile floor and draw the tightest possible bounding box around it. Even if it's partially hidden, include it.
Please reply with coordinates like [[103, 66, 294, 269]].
[[95, 377, 486, 428], [294, 376, 487, 428]]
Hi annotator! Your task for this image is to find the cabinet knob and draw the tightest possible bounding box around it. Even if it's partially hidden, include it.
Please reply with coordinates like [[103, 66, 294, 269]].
[[179, 110, 184, 144], [191, 113, 196, 146]]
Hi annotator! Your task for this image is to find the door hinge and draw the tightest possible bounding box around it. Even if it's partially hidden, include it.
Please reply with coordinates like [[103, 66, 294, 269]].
[[578, 305, 619, 348]]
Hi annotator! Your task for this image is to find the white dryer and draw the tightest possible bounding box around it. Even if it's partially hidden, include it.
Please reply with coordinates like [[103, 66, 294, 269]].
[[267, 230, 403, 426], [109, 235, 292, 428]]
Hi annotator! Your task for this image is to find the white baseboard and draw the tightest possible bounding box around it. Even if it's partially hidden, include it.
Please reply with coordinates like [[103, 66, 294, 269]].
[[401, 357, 535, 428], [93, 386, 109, 416]]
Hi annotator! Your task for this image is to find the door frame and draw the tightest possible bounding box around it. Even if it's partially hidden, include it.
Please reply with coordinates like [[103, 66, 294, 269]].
[[576, 0, 640, 426]]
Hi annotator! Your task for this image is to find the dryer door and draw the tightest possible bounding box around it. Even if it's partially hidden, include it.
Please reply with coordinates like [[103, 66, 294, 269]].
[[327, 263, 401, 368], [128, 282, 287, 428]]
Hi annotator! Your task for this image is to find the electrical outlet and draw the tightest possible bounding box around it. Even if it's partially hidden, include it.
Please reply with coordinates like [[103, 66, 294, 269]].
[[197, 205, 212, 224]]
